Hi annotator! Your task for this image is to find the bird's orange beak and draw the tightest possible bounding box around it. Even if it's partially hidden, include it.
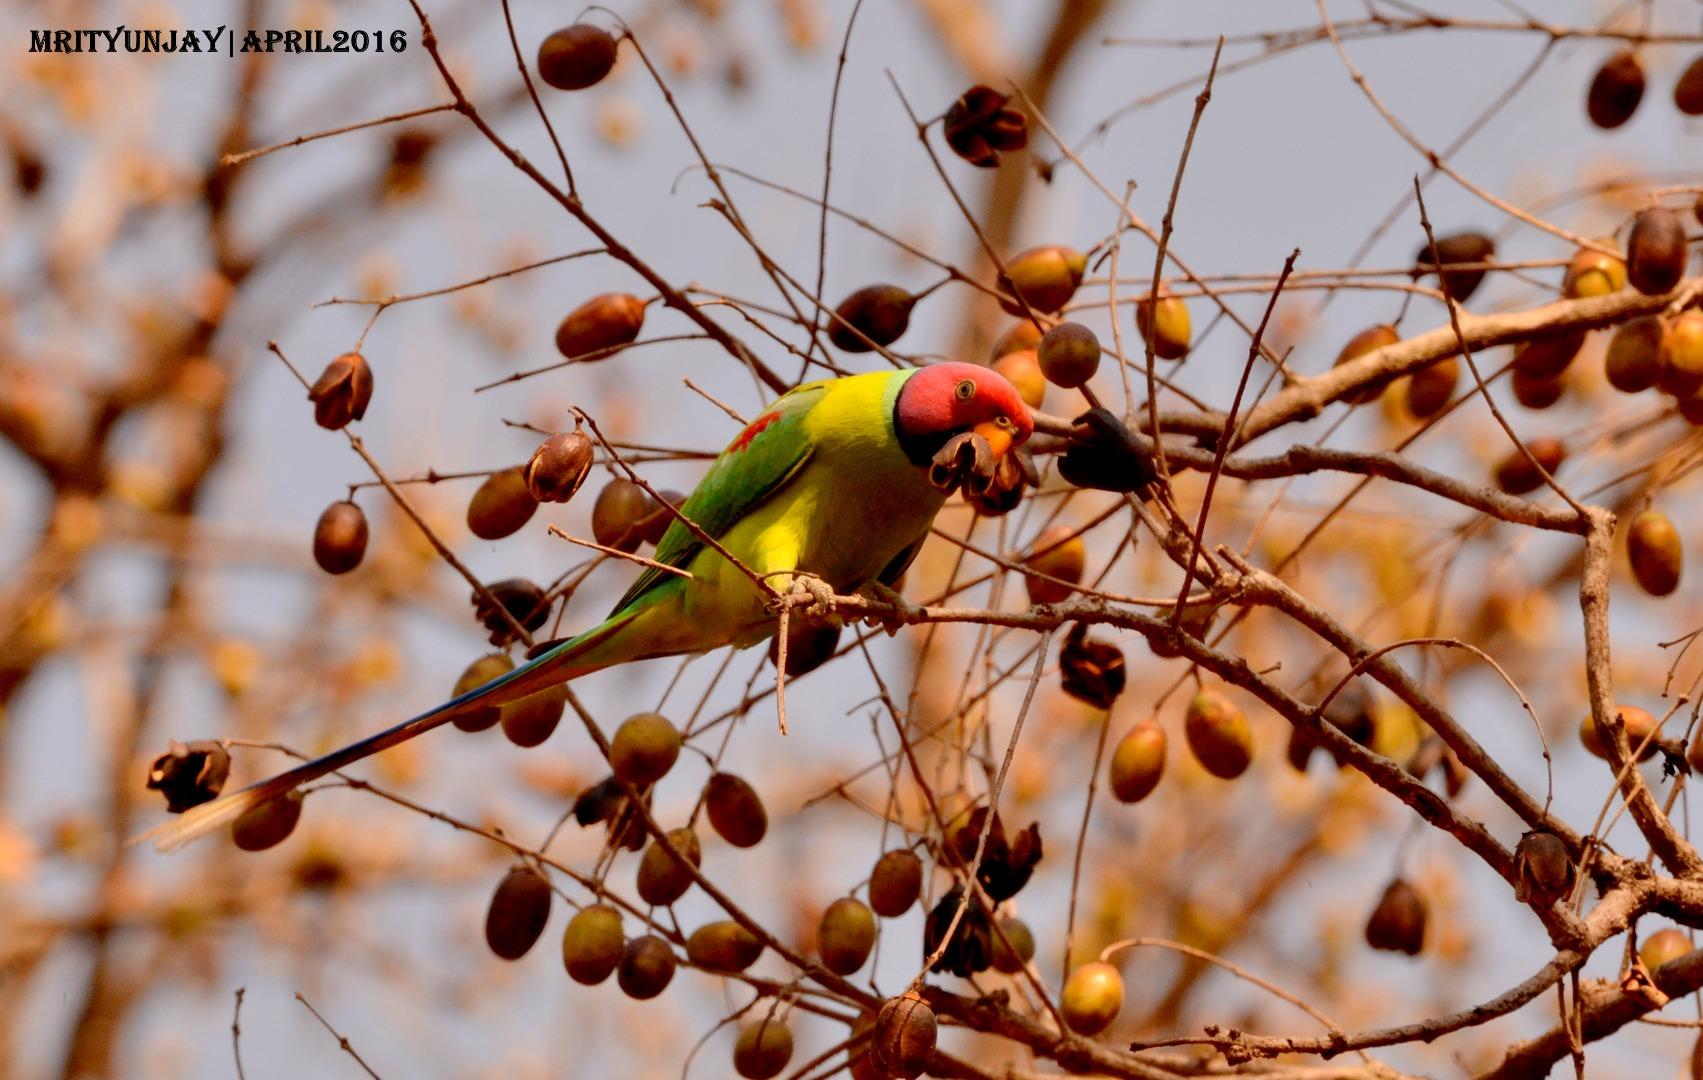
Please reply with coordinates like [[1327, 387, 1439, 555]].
[[973, 420, 1015, 460]]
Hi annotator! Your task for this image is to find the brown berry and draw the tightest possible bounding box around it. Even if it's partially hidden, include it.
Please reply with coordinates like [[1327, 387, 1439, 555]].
[[1605, 316, 1663, 393], [869, 849, 924, 917], [1038, 322, 1101, 388], [636, 827, 701, 906], [1512, 331, 1585, 380], [1364, 878, 1426, 955], [1586, 50, 1645, 129], [1136, 291, 1192, 360], [1579, 704, 1660, 761], [872, 993, 937, 1079], [1023, 525, 1086, 605], [1512, 369, 1565, 410], [1627, 208, 1687, 296], [1640, 927, 1691, 971], [1416, 231, 1495, 302], [1513, 830, 1575, 909], [485, 864, 552, 960], [502, 685, 566, 747], [1184, 688, 1252, 780], [1061, 961, 1124, 1034], [610, 712, 682, 785], [147, 740, 230, 813], [990, 320, 1043, 361], [999, 245, 1086, 316], [818, 898, 878, 975], [467, 467, 538, 540], [733, 1018, 793, 1079], [1492, 438, 1565, 496], [990, 917, 1035, 974], [562, 904, 624, 984], [617, 934, 677, 999], [232, 791, 303, 851], [944, 85, 1028, 168], [635, 489, 684, 547], [526, 431, 595, 504], [538, 24, 617, 90], [686, 920, 764, 972], [1564, 246, 1627, 298], [1333, 324, 1400, 404], [993, 349, 1046, 409], [1662, 311, 1703, 396], [1678, 54, 1703, 115], [307, 352, 373, 430], [591, 478, 654, 553], [767, 614, 841, 676], [451, 653, 515, 732], [1628, 509, 1682, 596], [828, 285, 915, 352], [703, 772, 768, 848], [1108, 720, 1166, 803], [312, 500, 368, 574], [1405, 357, 1458, 418], [554, 293, 645, 360]]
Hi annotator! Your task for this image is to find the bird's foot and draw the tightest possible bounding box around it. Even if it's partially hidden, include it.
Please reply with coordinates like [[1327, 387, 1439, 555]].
[[777, 573, 838, 620], [856, 580, 918, 636]]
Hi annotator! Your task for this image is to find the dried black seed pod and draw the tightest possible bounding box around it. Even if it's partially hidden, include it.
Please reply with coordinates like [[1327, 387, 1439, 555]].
[[1057, 407, 1157, 495], [923, 885, 994, 976], [473, 578, 551, 646], [312, 500, 369, 575], [146, 740, 230, 813], [1058, 623, 1125, 710], [950, 807, 1042, 901], [571, 774, 648, 851], [306, 352, 373, 430], [943, 85, 1028, 168]]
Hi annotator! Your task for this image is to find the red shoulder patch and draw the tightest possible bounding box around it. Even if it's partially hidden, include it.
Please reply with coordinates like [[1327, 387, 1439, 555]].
[[728, 411, 780, 453]]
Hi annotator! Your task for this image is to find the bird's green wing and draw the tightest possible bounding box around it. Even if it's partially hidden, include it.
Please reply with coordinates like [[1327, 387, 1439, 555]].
[[610, 380, 830, 615]]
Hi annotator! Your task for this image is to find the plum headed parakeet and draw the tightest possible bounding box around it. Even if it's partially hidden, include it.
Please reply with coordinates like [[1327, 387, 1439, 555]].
[[145, 362, 1033, 850]]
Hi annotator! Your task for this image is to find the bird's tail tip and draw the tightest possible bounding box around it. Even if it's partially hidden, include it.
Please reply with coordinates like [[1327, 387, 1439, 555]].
[[130, 785, 271, 853]]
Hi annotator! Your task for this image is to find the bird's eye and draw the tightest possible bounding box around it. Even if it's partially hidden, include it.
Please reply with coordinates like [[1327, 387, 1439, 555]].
[[995, 415, 1015, 431], [955, 379, 976, 401]]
